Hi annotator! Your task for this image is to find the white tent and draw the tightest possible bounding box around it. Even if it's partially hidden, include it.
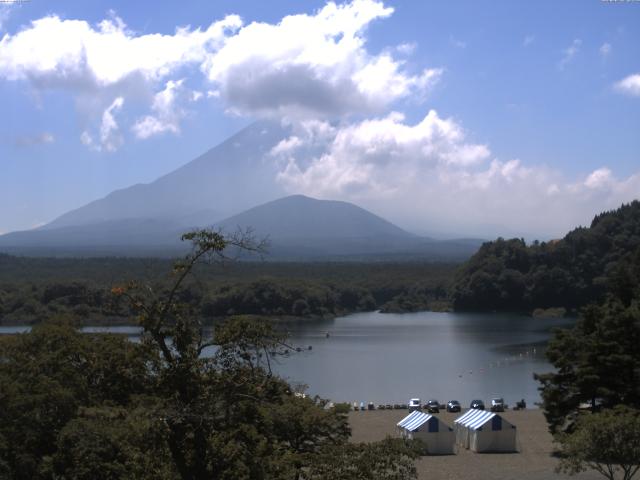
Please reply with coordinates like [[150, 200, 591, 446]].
[[396, 411, 455, 455], [453, 409, 486, 449], [454, 410, 517, 453]]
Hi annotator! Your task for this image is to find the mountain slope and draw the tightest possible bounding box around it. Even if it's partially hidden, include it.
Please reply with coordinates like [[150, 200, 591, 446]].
[[43, 121, 288, 230], [216, 195, 413, 240], [0, 194, 483, 260], [214, 195, 481, 260]]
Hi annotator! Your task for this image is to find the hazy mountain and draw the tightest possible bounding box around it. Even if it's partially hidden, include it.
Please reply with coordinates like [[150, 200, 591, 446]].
[[0, 120, 483, 259], [0, 194, 483, 259], [217, 195, 412, 240], [43, 121, 289, 230]]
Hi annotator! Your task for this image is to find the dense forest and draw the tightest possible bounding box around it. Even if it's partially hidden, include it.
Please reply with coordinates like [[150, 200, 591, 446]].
[[451, 201, 640, 313], [3, 201, 640, 325], [0, 256, 454, 325]]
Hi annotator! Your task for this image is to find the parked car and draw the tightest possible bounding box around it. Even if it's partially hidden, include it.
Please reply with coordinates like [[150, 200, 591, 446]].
[[408, 398, 421, 412], [491, 397, 505, 412], [446, 400, 461, 413], [470, 399, 485, 410], [426, 399, 440, 413]]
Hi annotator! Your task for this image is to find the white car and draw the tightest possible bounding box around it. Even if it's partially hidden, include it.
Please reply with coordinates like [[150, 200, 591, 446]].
[[408, 398, 421, 412], [491, 397, 505, 412]]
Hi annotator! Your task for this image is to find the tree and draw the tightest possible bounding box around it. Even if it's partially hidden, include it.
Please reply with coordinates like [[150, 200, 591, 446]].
[[0, 317, 152, 480], [110, 229, 421, 480], [556, 407, 640, 480], [1, 229, 424, 479], [535, 294, 640, 434]]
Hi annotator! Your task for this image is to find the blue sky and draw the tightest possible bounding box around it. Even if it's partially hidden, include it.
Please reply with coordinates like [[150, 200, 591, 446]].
[[1, 0, 639, 237]]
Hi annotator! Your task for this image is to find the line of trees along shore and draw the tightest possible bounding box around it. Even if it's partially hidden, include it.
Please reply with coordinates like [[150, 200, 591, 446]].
[[1, 201, 640, 327], [0, 258, 453, 326]]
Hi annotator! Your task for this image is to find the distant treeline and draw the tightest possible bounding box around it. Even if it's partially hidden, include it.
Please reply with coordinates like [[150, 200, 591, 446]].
[[451, 200, 640, 313], [0, 257, 455, 325]]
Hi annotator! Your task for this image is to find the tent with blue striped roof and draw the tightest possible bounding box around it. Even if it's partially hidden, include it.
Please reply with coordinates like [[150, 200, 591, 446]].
[[396, 411, 455, 454], [454, 410, 517, 453], [453, 409, 487, 448]]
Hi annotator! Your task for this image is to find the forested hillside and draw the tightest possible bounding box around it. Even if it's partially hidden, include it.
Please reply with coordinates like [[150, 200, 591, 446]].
[[451, 201, 640, 312], [0, 257, 454, 325]]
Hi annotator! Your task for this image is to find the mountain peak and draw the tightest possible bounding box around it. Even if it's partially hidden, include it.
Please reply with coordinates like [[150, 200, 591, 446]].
[[216, 195, 412, 240]]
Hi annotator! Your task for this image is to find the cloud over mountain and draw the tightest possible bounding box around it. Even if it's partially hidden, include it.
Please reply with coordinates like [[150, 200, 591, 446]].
[[272, 114, 640, 237], [0, 1, 440, 150]]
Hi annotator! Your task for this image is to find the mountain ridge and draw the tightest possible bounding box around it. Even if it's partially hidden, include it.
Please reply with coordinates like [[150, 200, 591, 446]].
[[0, 194, 483, 260]]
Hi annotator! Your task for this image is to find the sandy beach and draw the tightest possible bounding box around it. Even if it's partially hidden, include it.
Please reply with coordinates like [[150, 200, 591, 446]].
[[349, 409, 601, 480]]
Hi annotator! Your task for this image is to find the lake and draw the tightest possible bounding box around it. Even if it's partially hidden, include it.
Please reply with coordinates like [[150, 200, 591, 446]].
[[0, 311, 571, 408], [271, 311, 571, 408]]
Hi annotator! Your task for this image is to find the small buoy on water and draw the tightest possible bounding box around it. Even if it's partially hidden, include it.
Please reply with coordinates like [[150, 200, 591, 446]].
[[308, 345, 312, 350], [326, 332, 330, 338]]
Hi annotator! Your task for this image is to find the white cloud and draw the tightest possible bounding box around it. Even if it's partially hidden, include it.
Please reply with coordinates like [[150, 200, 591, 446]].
[[13, 132, 55, 147], [558, 38, 581, 70], [81, 97, 125, 151], [583, 167, 613, 190], [396, 42, 416, 55], [271, 136, 304, 156], [132, 79, 187, 139], [273, 113, 640, 237], [523, 35, 534, 47], [0, 14, 240, 86], [599, 42, 611, 57], [202, 0, 442, 117], [614, 73, 640, 97], [276, 111, 490, 197], [0, 1, 442, 147]]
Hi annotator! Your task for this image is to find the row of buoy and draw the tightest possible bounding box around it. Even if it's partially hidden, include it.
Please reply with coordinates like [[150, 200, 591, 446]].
[[458, 347, 540, 378]]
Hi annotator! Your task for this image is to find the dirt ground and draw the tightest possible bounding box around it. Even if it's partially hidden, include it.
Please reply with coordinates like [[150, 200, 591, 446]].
[[348, 409, 601, 480]]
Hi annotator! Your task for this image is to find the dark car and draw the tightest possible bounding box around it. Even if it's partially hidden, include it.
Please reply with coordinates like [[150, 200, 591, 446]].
[[470, 399, 485, 410], [426, 399, 440, 413], [446, 400, 461, 413]]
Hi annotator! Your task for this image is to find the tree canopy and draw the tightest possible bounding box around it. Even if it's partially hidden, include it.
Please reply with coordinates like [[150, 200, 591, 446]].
[[0, 229, 422, 480], [451, 201, 640, 313]]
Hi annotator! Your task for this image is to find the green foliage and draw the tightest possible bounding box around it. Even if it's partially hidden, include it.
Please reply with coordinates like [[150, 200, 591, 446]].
[[452, 201, 640, 312], [0, 230, 421, 479], [304, 437, 422, 480], [556, 407, 640, 480], [0, 254, 455, 325], [44, 406, 176, 480], [0, 318, 153, 479], [535, 247, 640, 434]]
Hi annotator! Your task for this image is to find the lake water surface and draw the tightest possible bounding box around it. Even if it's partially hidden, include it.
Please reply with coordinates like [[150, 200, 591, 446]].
[[271, 311, 571, 408], [0, 311, 571, 408]]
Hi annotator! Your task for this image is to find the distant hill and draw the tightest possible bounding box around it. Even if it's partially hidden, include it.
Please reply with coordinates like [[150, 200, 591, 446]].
[[0, 194, 482, 260], [0, 121, 483, 260], [450, 201, 640, 312], [217, 194, 410, 240], [214, 195, 481, 260]]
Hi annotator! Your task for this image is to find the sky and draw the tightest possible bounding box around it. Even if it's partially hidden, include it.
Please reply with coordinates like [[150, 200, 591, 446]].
[[1, 0, 639, 238]]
